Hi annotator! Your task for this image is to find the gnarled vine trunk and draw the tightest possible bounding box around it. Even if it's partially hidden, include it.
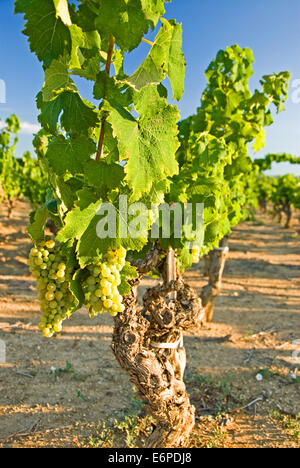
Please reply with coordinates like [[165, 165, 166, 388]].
[[7, 199, 14, 218], [112, 246, 206, 448], [277, 208, 284, 225], [284, 202, 292, 229], [112, 237, 231, 446], [201, 236, 230, 322]]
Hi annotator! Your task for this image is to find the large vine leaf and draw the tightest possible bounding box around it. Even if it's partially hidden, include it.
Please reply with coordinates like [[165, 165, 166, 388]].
[[140, 0, 168, 26], [27, 206, 48, 243], [127, 18, 185, 100], [46, 135, 96, 176], [118, 261, 138, 295], [15, 0, 72, 67], [76, 214, 147, 267], [104, 86, 179, 200], [84, 160, 124, 192], [42, 57, 77, 101], [167, 20, 185, 101], [56, 199, 101, 245], [57, 192, 147, 267], [37, 90, 99, 135], [94, 0, 153, 52]]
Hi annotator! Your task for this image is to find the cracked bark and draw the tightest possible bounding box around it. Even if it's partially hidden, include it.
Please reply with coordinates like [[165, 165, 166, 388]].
[[112, 246, 205, 448]]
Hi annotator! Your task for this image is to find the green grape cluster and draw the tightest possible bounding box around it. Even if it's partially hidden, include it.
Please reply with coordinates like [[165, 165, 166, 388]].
[[28, 239, 75, 338], [83, 247, 126, 318]]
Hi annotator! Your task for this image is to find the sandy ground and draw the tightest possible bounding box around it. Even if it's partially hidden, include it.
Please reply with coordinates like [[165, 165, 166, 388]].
[[0, 200, 299, 448]]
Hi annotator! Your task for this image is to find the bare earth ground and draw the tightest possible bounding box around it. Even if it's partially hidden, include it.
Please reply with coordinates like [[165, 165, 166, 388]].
[[0, 200, 299, 448]]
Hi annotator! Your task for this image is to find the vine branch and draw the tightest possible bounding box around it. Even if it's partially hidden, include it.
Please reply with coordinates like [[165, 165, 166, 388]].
[[96, 34, 115, 162], [142, 38, 154, 46]]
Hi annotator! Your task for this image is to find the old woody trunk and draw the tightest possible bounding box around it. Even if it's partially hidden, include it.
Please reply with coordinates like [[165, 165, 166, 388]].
[[112, 246, 205, 448], [201, 236, 230, 322]]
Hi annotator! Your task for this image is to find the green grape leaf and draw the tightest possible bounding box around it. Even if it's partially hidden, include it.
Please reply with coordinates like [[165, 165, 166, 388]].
[[69, 24, 85, 69], [27, 206, 48, 243], [56, 199, 101, 244], [127, 18, 185, 100], [140, 0, 166, 26], [102, 122, 120, 162], [46, 135, 96, 176], [105, 86, 179, 200], [113, 49, 125, 78], [167, 20, 185, 101], [121, 261, 139, 279], [42, 57, 77, 101], [75, 188, 99, 209], [52, 175, 77, 211], [53, 0, 72, 26], [94, 0, 150, 52], [15, 0, 72, 67], [93, 72, 130, 104], [37, 90, 99, 135], [84, 160, 124, 192], [126, 18, 171, 90], [118, 277, 132, 296], [69, 28, 101, 76], [76, 210, 147, 268], [252, 127, 266, 153]]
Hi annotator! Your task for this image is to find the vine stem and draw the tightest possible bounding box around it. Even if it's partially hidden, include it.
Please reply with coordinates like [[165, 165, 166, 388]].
[[142, 38, 154, 46], [96, 34, 115, 162]]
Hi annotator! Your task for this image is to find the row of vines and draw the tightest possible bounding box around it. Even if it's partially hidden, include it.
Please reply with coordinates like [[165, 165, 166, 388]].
[[0, 114, 48, 216]]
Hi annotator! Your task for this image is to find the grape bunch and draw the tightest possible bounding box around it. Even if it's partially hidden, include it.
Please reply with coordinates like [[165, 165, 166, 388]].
[[191, 245, 200, 264], [83, 247, 127, 318], [28, 239, 76, 338]]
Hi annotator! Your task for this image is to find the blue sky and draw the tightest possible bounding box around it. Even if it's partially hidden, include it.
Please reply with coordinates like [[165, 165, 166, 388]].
[[0, 0, 299, 175]]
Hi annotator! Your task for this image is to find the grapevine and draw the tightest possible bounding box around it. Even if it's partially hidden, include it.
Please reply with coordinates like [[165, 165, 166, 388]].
[[15, 0, 292, 448], [0, 115, 23, 216], [0, 114, 49, 215], [248, 154, 300, 227]]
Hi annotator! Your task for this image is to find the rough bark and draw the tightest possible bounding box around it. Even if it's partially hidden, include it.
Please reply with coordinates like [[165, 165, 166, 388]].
[[112, 248, 205, 448], [283, 202, 292, 229], [201, 236, 230, 323], [7, 199, 14, 218]]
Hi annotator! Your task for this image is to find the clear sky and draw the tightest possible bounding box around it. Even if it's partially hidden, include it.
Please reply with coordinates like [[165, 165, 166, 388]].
[[0, 0, 299, 175]]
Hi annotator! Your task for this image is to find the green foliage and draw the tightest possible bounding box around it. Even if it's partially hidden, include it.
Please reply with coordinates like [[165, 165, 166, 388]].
[[16, 1, 291, 333], [174, 45, 290, 260], [15, 0, 187, 333], [0, 114, 49, 215], [246, 154, 300, 215], [17, 0, 186, 256], [21, 151, 48, 207], [273, 174, 300, 210], [0, 115, 23, 213], [127, 18, 185, 100], [254, 153, 300, 172]]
